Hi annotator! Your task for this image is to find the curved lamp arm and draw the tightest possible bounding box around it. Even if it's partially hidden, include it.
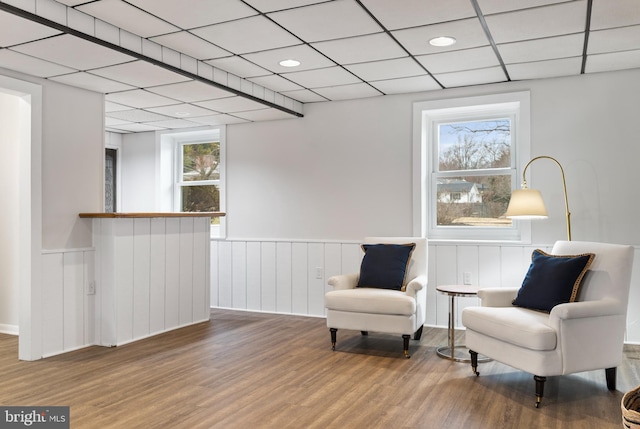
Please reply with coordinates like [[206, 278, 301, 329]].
[[520, 156, 571, 241]]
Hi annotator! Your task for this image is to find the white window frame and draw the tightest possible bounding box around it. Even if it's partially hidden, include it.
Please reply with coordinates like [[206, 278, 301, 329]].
[[412, 92, 531, 242], [159, 127, 226, 238]]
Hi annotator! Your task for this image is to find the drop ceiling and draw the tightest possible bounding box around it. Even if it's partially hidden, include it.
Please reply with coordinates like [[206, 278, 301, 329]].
[[0, 0, 638, 133]]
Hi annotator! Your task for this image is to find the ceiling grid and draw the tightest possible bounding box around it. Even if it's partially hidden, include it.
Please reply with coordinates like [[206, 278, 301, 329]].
[[0, 0, 637, 133]]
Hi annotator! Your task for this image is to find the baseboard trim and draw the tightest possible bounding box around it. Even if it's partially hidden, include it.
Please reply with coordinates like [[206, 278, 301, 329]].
[[0, 324, 19, 336]]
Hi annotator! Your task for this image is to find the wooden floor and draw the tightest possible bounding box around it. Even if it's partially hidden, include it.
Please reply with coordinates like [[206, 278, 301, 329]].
[[1, 309, 639, 428]]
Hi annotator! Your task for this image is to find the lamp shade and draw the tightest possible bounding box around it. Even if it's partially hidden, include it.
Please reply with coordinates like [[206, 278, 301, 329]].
[[505, 189, 548, 219]]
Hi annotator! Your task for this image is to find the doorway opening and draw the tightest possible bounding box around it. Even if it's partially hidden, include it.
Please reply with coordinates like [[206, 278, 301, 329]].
[[0, 75, 43, 361]]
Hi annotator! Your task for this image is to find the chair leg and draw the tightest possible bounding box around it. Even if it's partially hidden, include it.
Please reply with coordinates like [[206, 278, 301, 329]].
[[534, 375, 546, 408], [402, 334, 411, 358], [413, 325, 424, 341], [330, 328, 337, 351], [469, 350, 479, 376], [606, 367, 617, 390]]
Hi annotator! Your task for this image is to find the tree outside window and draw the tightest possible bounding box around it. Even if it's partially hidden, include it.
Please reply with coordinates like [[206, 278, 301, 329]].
[[435, 119, 512, 228], [180, 142, 220, 221], [413, 91, 530, 241]]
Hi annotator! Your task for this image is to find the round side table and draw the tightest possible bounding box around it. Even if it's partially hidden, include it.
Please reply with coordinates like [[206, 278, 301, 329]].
[[436, 284, 489, 363]]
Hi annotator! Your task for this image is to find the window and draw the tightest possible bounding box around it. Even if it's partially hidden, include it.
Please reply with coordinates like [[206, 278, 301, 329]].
[[178, 141, 220, 212], [413, 92, 530, 241], [160, 127, 225, 238], [105, 148, 117, 213]]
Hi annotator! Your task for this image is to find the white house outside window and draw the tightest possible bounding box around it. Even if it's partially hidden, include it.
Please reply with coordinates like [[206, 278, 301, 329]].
[[413, 92, 531, 241]]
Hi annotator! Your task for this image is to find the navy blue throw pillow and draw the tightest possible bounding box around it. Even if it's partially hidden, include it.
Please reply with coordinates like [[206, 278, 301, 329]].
[[512, 249, 595, 313], [356, 243, 416, 291]]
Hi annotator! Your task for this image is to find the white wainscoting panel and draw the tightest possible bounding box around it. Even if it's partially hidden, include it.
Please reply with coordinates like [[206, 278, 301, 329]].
[[92, 217, 210, 347], [211, 240, 640, 344], [41, 249, 95, 358]]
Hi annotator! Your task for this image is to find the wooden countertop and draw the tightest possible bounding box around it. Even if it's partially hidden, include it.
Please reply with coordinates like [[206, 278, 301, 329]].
[[79, 212, 225, 218]]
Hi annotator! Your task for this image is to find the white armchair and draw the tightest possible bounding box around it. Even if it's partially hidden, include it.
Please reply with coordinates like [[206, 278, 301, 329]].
[[462, 240, 634, 407], [324, 237, 427, 358]]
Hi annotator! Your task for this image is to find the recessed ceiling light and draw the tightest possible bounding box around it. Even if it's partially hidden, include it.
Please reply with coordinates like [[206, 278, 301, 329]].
[[174, 111, 191, 117], [429, 36, 457, 47], [279, 59, 301, 67]]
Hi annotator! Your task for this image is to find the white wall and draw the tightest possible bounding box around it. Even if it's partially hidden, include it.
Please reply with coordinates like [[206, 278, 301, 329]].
[[41, 81, 104, 250], [0, 92, 22, 333], [227, 95, 415, 240], [0, 67, 104, 359], [120, 132, 157, 212], [121, 68, 640, 342], [226, 69, 640, 245]]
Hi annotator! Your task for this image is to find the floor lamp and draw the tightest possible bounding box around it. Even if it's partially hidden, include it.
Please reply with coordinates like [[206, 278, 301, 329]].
[[504, 155, 572, 241]]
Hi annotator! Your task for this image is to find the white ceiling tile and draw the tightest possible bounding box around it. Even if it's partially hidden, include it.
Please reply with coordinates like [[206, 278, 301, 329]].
[[194, 96, 267, 113], [91, 60, 191, 87], [49, 72, 136, 93], [360, 0, 477, 30], [498, 34, 584, 64], [242, 44, 335, 73], [94, 18, 120, 45], [392, 18, 489, 56], [478, 0, 570, 15], [146, 81, 234, 102], [585, 50, 640, 73], [206, 56, 271, 78], [484, 1, 588, 44], [149, 31, 231, 61], [55, 0, 92, 5], [345, 57, 426, 81], [105, 117, 131, 126], [417, 46, 500, 74], [161, 46, 181, 69], [591, 0, 640, 30], [67, 7, 96, 36], [588, 26, 640, 55], [507, 57, 582, 80], [192, 15, 300, 54], [146, 103, 218, 118], [233, 108, 298, 121], [280, 88, 327, 103], [105, 101, 132, 112], [281, 66, 361, 88], [268, 0, 381, 43], [243, 0, 327, 13], [142, 39, 163, 62], [312, 83, 382, 101], [369, 75, 441, 94], [0, 49, 75, 77], [11, 34, 135, 70], [37, 0, 67, 26], [120, 30, 143, 54], [248, 75, 303, 92], [105, 127, 130, 133], [110, 123, 168, 132], [3, 0, 637, 131], [105, 89, 179, 108], [434, 66, 507, 88], [144, 118, 202, 129], [181, 55, 198, 75], [106, 109, 172, 122], [188, 114, 249, 125], [128, 0, 257, 29], [311, 32, 406, 65], [0, 10, 61, 47], [76, 0, 180, 38]]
